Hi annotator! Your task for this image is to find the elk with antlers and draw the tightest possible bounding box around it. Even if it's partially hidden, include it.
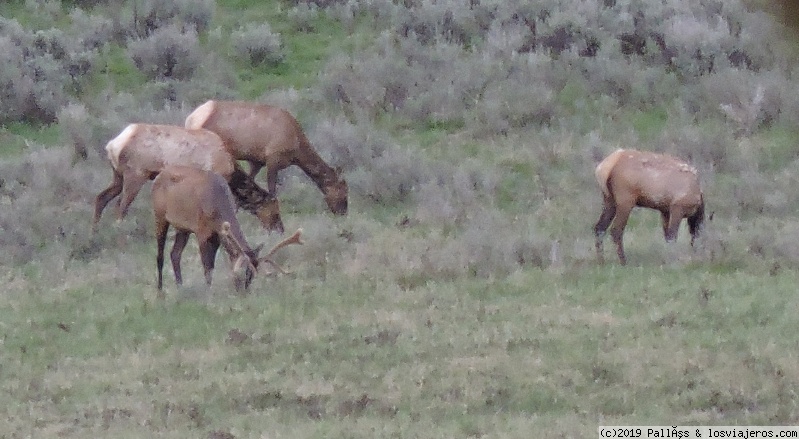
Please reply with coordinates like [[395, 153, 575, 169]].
[[93, 123, 284, 233], [185, 100, 348, 215], [152, 166, 303, 294]]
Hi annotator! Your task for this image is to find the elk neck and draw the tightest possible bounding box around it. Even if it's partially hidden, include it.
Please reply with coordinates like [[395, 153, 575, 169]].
[[294, 135, 340, 189]]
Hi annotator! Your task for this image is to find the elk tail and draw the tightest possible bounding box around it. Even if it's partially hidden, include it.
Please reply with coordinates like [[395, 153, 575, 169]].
[[595, 148, 624, 198]]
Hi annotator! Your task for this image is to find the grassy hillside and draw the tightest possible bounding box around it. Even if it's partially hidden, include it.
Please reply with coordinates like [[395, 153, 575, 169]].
[[2, 0, 799, 437]]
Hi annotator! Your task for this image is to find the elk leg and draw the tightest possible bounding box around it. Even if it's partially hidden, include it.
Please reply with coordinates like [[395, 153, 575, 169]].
[[198, 234, 220, 286], [593, 197, 616, 262], [660, 211, 670, 240], [249, 161, 264, 180], [610, 203, 634, 266], [170, 230, 190, 287], [265, 165, 279, 195], [118, 170, 149, 220], [664, 205, 685, 243], [92, 170, 123, 231], [155, 218, 169, 295]]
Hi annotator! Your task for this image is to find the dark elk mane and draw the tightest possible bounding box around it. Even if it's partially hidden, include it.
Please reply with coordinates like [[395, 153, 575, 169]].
[[228, 165, 276, 215]]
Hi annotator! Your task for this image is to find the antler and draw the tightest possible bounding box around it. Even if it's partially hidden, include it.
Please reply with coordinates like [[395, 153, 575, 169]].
[[220, 221, 258, 276], [259, 228, 303, 275]]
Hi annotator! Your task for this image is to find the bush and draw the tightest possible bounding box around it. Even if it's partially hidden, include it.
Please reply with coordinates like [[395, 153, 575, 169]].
[[288, 3, 320, 32], [231, 23, 284, 67], [127, 24, 202, 80], [308, 117, 428, 204], [58, 102, 93, 161], [129, 0, 215, 37], [0, 17, 100, 124], [69, 8, 116, 49], [0, 147, 128, 266], [413, 160, 499, 226], [0, 38, 68, 125], [308, 117, 390, 170]]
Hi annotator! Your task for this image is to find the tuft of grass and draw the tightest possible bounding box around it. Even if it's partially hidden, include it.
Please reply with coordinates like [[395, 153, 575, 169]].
[[753, 124, 799, 171], [0, 123, 62, 155], [629, 107, 669, 141], [91, 44, 149, 93]]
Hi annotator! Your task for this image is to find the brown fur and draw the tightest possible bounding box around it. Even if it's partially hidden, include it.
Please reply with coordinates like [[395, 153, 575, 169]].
[[185, 100, 348, 215], [93, 123, 284, 233], [151, 166, 303, 294], [593, 149, 705, 265]]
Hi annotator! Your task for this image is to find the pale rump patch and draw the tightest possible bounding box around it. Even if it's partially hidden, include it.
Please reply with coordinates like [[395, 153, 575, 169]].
[[105, 123, 138, 170], [595, 148, 625, 197], [184, 100, 216, 130]]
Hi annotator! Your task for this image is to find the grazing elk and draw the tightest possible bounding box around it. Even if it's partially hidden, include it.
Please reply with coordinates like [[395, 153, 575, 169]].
[[93, 123, 284, 233], [185, 100, 348, 215], [594, 149, 705, 265], [152, 166, 303, 294]]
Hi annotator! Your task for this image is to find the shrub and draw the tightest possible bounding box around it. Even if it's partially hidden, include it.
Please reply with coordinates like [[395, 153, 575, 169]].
[[129, 0, 215, 37], [350, 145, 430, 205], [308, 117, 390, 170], [127, 24, 202, 80], [346, 208, 549, 282], [231, 23, 284, 67], [58, 102, 93, 161], [656, 15, 729, 76], [307, 117, 430, 205], [0, 39, 69, 125], [413, 160, 499, 227], [0, 17, 99, 124], [472, 57, 557, 135], [0, 146, 141, 266], [288, 3, 320, 32], [394, 0, 486, 47], [69, 8, 116, 49]]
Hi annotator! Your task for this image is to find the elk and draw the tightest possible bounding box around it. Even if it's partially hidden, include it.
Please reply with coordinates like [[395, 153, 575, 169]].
[[594, 149, 705, 265], [152, 166, 303, 294], [93, 123, 284, 233], [185, 100, 348, 215]]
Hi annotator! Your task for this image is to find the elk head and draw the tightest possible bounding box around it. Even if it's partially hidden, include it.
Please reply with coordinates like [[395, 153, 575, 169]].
[[323, 172, 348, 216], [220, 222, 260, 291], [228, 165, 285, 233], [254, 197, 285, 234], [220, 223, 303, 291]]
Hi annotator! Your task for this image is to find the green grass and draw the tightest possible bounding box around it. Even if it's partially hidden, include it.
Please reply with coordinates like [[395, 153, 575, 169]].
[[0, 122, 62, 155], [90, 44, 150, 94], [215, 0, 374, 97], [630, 107, 669, 141], [753, 124, 799, 171], [3, 261, 799, 437]]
